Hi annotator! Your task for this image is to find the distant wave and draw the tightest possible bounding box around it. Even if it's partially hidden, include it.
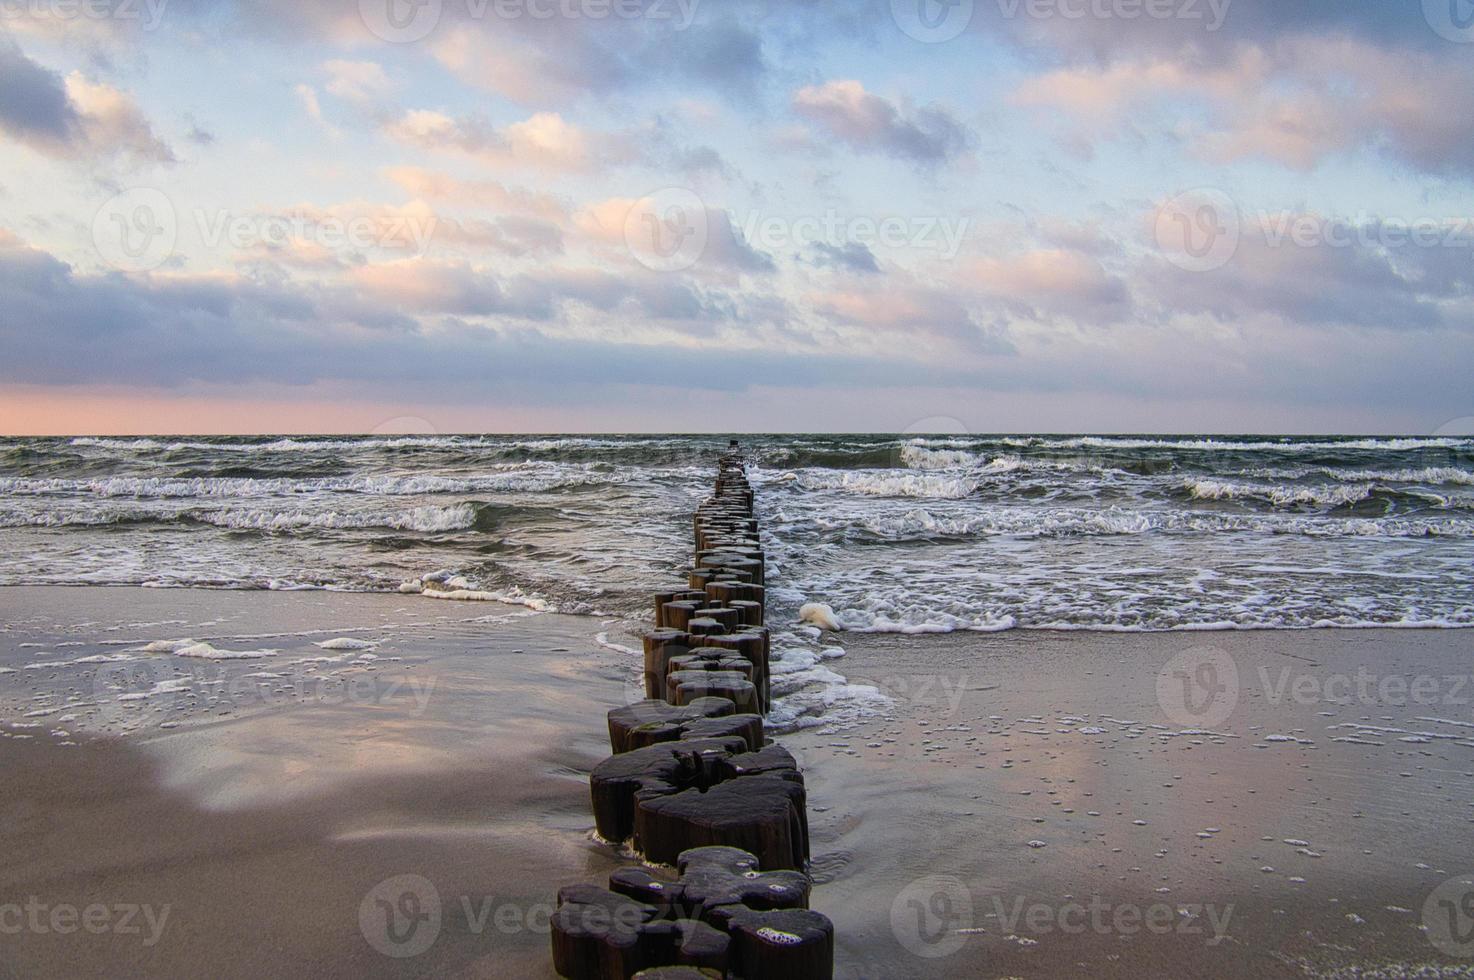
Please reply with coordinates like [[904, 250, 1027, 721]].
[[1183, 477, 1474, 511], [795, 469, 978, 499], [816, 504, 1474, 541], [996, 435, 1474, 452], [0, 468, 624, 498], [0, 503, 481, 532]]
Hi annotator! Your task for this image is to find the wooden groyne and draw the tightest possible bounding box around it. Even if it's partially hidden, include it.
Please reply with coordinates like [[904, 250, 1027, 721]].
[[551, 444, 834, 979]]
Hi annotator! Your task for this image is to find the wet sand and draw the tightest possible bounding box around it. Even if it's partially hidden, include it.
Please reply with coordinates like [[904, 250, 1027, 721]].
[[799, 628, 1474, 978], [3, 587, 1473, 978]]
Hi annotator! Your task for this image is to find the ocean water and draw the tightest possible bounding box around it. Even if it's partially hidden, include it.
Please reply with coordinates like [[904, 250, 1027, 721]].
[[1, 434, 1471, 632]]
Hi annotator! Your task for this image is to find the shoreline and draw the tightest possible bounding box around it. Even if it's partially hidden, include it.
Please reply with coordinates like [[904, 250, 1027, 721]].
[[9, 580, 1474, 633], [2, 586, 1473, 977]]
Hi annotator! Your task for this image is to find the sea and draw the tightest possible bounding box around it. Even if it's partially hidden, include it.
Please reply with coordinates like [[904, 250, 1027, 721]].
[[2, 433, 1471, 633]]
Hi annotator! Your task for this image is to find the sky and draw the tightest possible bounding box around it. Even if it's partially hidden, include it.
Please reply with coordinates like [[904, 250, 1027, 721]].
[[0, 0, 1472, 435]]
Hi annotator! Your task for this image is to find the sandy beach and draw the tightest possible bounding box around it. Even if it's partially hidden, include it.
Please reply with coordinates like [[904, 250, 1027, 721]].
[[3, 586, 1472, 978]]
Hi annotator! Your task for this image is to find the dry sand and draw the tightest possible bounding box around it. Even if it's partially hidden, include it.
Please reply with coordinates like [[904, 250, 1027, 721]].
[[2, 587, 1473, 978]]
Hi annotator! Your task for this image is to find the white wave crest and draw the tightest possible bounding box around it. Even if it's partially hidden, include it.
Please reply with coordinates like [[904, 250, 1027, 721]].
[[796, 470, 977, 499], [900, 444, 980, 469], [1185, 479, 1374, 508]]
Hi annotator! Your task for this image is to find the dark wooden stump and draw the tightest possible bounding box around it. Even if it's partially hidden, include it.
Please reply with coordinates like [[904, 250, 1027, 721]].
[[684, 616, 725, 637], [589, 737, 746, 844], [725, 908, 835, 980], [692, 607, 740, 633], [726, 599, 764, 627], [641, 630, 692, 699], [666, 652, 753, 681], [635, 774, 809, 871], [666, 670, 758, 713], [635, 919, 729, 975], [678, 713, 765, 751], [654, 588, 702, 627], [608, 865, 685, 916], [692, 631, 768, 711], [608, 698, 733, 755], [660, 601, 703, 632], [676, 846, 811, 928], [551, 884, 657, 980]]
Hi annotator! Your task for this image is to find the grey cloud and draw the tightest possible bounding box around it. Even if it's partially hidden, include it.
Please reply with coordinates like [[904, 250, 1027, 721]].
[[792, 81, 972, 163], [0, 237, 964, 393], [1141, 220, 1474, 331], [0, 40, 80, 149], [807, 241, 881, 274]]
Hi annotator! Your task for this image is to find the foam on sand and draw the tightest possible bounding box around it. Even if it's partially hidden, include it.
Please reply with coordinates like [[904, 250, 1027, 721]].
[[137, 638, 278, 659], [799, 602, 841, 631], [312, 637, 377, 650]]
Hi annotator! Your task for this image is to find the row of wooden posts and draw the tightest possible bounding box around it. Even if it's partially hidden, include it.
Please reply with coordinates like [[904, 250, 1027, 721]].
[[551, 444, 835, 979]]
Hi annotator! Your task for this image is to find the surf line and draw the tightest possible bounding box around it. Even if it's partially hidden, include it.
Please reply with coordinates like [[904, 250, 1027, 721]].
[[551, 441, 836, 979]]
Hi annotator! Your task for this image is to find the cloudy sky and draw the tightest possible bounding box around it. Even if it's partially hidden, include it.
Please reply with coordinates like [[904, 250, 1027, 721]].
[[1, 0, 1472, 434]]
